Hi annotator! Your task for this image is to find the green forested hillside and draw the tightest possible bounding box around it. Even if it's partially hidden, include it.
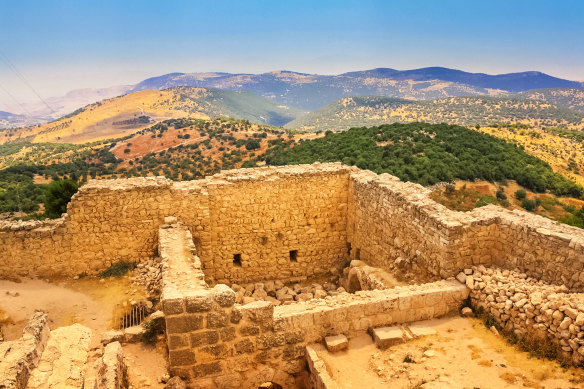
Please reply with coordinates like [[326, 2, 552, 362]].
[[285, 96, 584, 132], [262, 123, 583, 197]]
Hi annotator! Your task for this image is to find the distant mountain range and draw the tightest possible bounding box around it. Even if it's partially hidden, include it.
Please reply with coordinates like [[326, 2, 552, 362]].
[[1, 67, 583, 129]]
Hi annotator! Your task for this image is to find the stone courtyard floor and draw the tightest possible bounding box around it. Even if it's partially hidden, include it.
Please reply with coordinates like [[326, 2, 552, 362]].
[[312, 315, 584, 389]]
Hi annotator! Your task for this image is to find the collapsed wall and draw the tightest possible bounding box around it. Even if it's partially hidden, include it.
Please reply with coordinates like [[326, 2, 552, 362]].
[[468, 266, 584, 365], [0, 162, 583, 290]]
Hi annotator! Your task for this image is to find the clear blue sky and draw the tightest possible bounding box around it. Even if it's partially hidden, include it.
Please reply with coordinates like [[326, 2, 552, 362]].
[[0, 0, 583, 105]]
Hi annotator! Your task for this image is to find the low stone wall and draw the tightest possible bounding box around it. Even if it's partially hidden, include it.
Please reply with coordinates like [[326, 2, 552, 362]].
[[93, 341, 128, 389], [467, 266, 584, 365], [0, 312, 49, 389], [305, 346, 339, 389]]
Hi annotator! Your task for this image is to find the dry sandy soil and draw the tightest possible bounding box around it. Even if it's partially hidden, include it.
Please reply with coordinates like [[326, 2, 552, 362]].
[[0, 276, 166, 388], [312, 316, 584, 389]]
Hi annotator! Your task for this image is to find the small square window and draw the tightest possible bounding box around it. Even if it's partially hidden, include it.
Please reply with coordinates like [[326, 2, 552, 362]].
[[233, 253, 242, 267], [355, 248, 361, 260], [289, 250, 298, 262]]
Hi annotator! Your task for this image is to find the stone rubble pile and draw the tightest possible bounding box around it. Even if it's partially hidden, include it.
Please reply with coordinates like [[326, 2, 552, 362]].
[[464, 265, 584, 365], [131, 258, 163, 298], [230, 279, 346, 306]]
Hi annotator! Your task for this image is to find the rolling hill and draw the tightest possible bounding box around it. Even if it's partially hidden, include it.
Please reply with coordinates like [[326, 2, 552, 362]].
[[284, 96, 584, 132], [0, 87, 305, 144], [516, 88, 584, 113]]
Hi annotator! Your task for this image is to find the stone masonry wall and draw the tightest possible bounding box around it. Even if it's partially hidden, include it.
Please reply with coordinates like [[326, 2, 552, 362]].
[[467, 266, 584, 366], [159, 220, 468, 388], [1, 163, 584, 289], [0, 164, 349, 283], [347, 169, 584, 290]]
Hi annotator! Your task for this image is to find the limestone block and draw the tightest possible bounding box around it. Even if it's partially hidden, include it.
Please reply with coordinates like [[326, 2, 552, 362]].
[[100, 330, 124, 345], [123, 326, 145, 343], [408, 323, 437, 338], [325, 335, 348, 352], [372, 326, 405, 349]]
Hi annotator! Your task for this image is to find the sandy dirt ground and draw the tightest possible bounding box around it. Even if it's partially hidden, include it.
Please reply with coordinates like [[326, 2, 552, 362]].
[[0, 276, 167, 387], [313, 316, 584, 389]]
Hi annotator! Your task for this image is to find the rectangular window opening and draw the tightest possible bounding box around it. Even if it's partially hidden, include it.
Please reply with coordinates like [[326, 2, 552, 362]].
[[355, 248, 361, 260], [233, 253, 242, 267], [289, 250, 298, 262]]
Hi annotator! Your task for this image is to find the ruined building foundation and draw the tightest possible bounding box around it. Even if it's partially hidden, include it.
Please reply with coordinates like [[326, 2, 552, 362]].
[[1, 163, 584, 388]]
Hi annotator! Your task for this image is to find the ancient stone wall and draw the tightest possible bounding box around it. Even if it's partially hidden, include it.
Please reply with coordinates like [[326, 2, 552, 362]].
[[160, 221, 468, 388], [1, 163, 584, 289], [346, 169, 584, 290], [467, 266, 584, 366], [0, 164, 349, 283]]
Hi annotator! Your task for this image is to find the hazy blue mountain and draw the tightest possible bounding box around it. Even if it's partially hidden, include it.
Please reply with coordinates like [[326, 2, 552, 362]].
[[342, 67, 582, 92]]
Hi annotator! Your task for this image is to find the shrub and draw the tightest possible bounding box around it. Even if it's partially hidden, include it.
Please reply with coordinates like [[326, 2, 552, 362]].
[[445, 184, 455, 194], [521, 198, 538, 212], [124, 148, 131, 153], [99, 261, 136, 278], [476, 195, 496, 208], [515, 189, 527, 200], [43, 179, 79, 218], [141, 318, 163, 345], [496, 187, 507, 201]]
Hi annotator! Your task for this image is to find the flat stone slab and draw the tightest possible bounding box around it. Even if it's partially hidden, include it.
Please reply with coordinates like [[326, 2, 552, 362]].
[[325, 334, 348, 352], [372, 326, 405, 349], [408, 323, 437, 338]]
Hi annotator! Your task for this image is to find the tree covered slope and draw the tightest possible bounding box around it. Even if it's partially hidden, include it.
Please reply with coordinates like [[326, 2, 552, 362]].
[[263, 122, 583, 197]]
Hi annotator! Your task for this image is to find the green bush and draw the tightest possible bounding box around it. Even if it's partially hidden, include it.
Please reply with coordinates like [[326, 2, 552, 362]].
[[521, 198, 538, 212], [476, 195, 497, 208], [515, 189, 527, 200], [99, 261, 136, 278], [496, 187, 507, 201], [43, 179, 79, 218], [141, 318, 163, 346]]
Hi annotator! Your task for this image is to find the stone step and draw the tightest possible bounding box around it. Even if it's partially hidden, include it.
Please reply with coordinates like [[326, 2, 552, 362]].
[[372, 321, 437, 349], [26, 324, 92, 389]]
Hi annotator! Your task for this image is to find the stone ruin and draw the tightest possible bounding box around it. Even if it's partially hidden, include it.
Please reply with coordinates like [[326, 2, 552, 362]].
[[1, 162, 584, 388]]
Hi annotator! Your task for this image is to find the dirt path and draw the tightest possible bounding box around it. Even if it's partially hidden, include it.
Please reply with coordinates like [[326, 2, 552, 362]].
[[313, 316, 584, 388], [0, 277, 145, 347]]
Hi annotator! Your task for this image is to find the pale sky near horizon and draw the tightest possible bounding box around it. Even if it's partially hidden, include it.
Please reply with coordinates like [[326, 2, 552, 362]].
[[0, 0, 583, 110]]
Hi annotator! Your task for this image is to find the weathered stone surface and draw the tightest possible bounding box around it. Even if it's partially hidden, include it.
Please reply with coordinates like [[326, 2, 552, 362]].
[[0, 312, 49, 389], [100, 330, 124, 345], [372, 326, 405, 349], [324, 335, 348, 352], [26, 323, 92, 389], [408, 323, 437, 337], [123, 326, 145, 343], [165, 376, 187, 389], [94, 341, 127, 389]]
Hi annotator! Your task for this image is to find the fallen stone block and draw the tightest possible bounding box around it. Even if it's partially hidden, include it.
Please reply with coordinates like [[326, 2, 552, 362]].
[[123, 326, 145, 343], [101, 330, 124, 345], [325, 335, 348, 352], [408, 323, 437, 338], [372, 326, 405, 349], [461, 307, 474, 317]]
